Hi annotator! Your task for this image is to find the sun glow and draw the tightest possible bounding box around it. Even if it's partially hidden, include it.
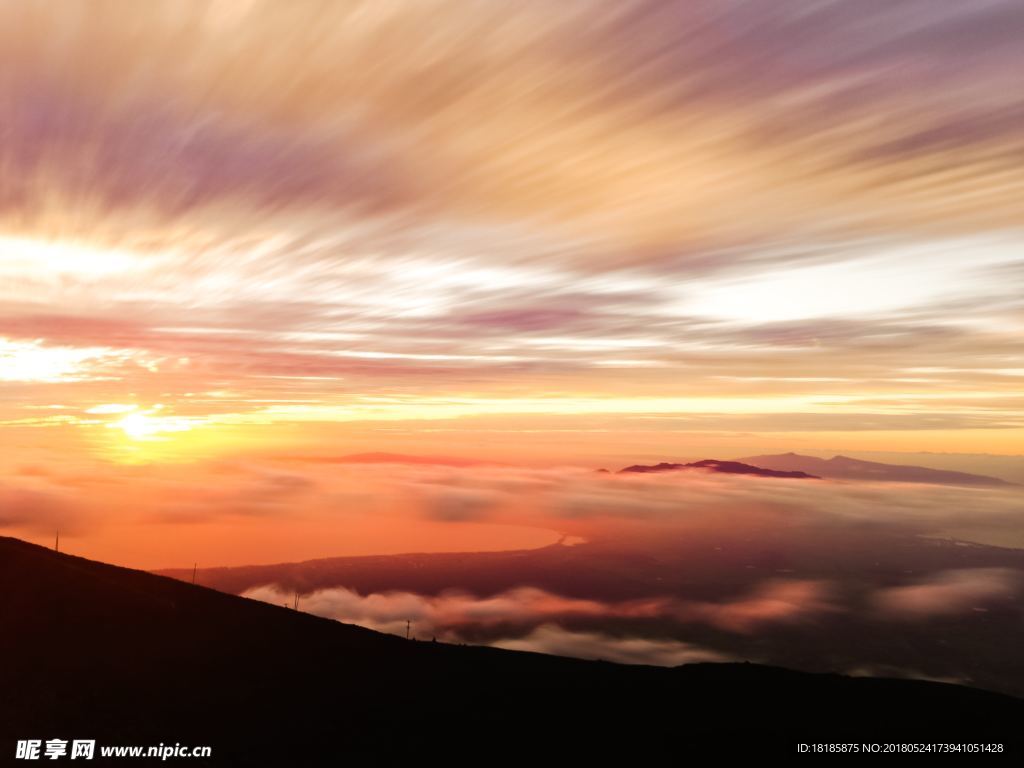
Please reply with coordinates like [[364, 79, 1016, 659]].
[[86, 403, 138, 415], [93, 406, 279, 465], [111, 410, 194, 441]]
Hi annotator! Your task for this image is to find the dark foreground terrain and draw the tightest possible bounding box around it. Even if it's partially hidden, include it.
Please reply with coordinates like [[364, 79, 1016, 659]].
[[166, 532, 1024, 698], [2, 536, 1020, 765]]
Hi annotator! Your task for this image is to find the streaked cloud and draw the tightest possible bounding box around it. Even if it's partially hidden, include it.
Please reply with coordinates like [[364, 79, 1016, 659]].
[[872, 568, 1020, 619], [0, 1, 1021, 456], [244, 579, 832, 640], [491, 626, 731, 667]]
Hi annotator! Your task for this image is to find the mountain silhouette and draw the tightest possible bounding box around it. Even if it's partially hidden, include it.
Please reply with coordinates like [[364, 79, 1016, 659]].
[[2, 536, 1020, 763], [740, 453, 1013, 486], [619, 459, 818, 478]]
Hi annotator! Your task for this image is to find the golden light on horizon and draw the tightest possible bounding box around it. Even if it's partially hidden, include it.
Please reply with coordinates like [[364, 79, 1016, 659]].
[[110, 409, 194, 441]]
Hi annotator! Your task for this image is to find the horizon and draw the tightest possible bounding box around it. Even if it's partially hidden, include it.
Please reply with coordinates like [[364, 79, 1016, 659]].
[[7, 446, 1023, 569]]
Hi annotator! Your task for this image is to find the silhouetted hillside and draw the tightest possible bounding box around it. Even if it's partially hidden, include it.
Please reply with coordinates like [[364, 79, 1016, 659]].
[[2, 536, 1020, 764], [619, 459, 818, 478], [741, 453, 1013, 486], [162, 534, 1024, 700]]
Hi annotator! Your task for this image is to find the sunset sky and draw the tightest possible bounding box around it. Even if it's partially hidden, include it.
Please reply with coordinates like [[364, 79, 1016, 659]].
[[2, 1, 1022, 566]]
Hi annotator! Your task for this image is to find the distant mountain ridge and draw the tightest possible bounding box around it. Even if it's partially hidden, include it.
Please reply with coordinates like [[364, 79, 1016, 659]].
[[619, 459, 818, 479], [740, 453, 1013, 486]]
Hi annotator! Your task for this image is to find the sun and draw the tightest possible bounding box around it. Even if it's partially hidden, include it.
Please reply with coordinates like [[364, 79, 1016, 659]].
[[92, 404, 266, 464], [111, 409, 194, 441]]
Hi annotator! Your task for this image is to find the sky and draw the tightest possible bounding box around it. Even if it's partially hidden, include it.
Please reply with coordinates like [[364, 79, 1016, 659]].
[[1, 1, 1023, 564]]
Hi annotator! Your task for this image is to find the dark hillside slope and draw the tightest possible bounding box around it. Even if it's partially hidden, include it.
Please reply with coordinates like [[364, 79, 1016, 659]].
[[1, 537, 1019, 764]]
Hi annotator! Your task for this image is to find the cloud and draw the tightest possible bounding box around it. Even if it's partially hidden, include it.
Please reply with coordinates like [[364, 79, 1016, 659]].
[[249, 583, 740, 666], [0, 483, 85, 535], [416, 485, 503, 522], [872, 568, 1021, 619], [846, 664, 968, 687], [2, 1, 1020, 251], [245, 585, 612, 635], [5, 458, 1023, 563], [491, 625, 730, 667], [244, 578, 834, 640], [379, 465, 1024, 551], [679, 579, 834, 634]]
